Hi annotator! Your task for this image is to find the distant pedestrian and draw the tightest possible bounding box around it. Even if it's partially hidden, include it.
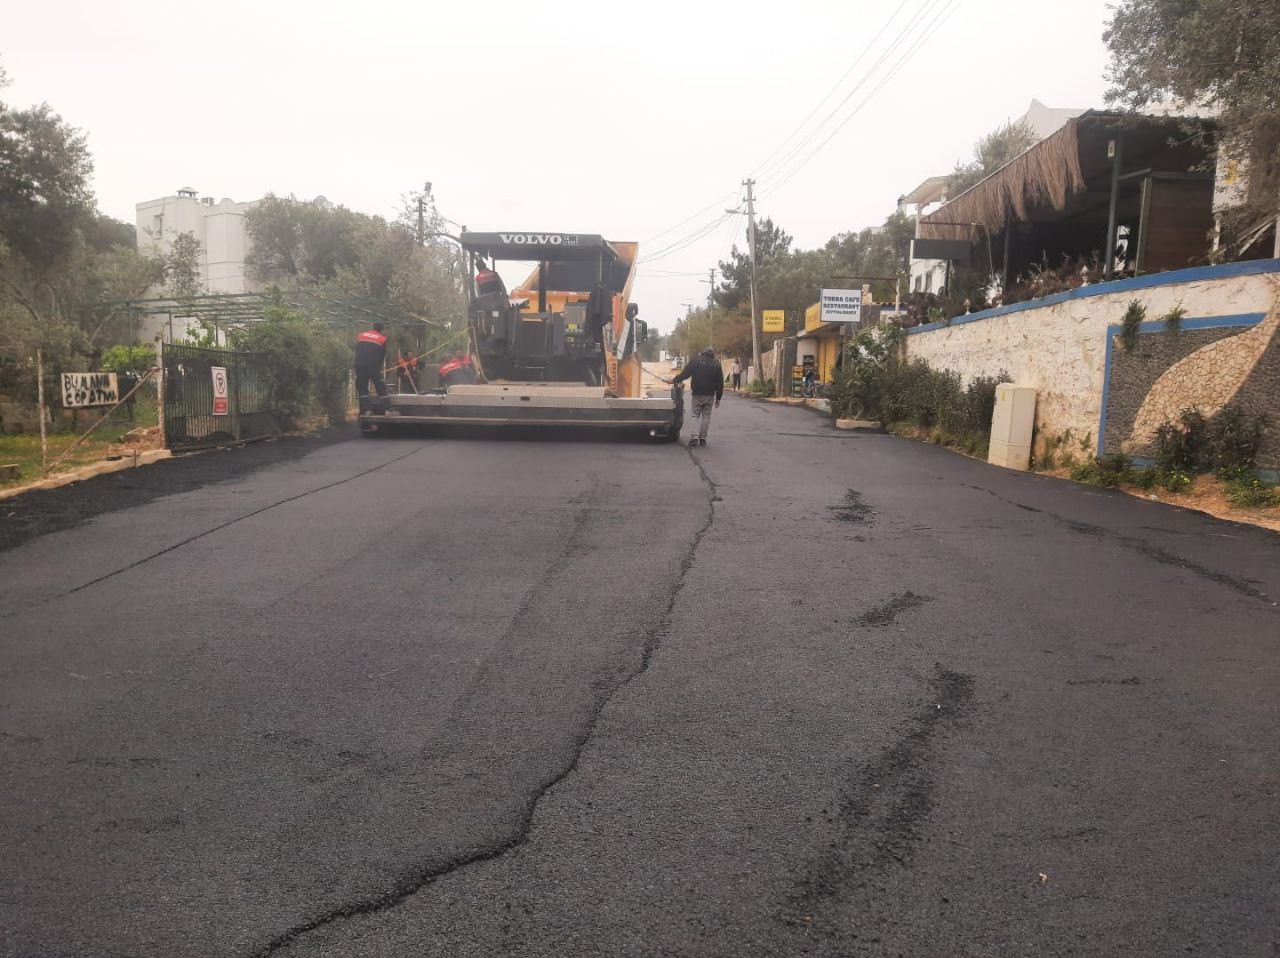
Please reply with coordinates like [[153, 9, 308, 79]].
[[731, 358, 743, 390], [355, 322, 389, 400], [672, 347, 724, 446]]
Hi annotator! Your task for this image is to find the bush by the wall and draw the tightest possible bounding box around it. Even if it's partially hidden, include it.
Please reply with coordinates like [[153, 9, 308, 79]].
[[1205, 405, 1268, 478], [1152, 408, 1209, 472], [1224, 475, 1280, 508], [1151, 405, 1267, 478], [829, 325, 1008, 453], [1075, 405, 1273, 503], [1071, 453, 1137, 488]]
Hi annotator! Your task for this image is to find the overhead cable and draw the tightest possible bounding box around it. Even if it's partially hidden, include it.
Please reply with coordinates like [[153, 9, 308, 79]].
[[760, 0, 964, 201], [749, 0, 915, 180], [756, 0, 948, 187]]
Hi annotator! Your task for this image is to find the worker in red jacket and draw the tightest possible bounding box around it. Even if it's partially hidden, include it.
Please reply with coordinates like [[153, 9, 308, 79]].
[[438, 352, 477, 388], [475, 265, 506, 299], [355, 322, 389, 398], [394, 351, 420, 393]]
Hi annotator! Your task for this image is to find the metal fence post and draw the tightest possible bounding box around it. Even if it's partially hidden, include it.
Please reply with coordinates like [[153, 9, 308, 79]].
[[155, 335, 167, 450]]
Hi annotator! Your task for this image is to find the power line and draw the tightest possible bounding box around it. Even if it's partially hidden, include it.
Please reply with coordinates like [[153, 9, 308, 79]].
[[638, 267, 708, 276], [761, 0, 964, 201], [638, 212, 734, 264], [641, 191, 738, 245], [749, 0, 915, 179], [765, 0, 963, 199], [756, 0, 948, 187]]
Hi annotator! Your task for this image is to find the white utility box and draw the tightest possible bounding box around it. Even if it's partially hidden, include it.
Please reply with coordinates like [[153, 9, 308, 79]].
[[987, 384, 1037, 470]]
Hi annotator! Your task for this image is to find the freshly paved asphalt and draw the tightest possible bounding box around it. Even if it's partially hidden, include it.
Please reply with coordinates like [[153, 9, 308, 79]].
[[3, 396, 1278, 957]]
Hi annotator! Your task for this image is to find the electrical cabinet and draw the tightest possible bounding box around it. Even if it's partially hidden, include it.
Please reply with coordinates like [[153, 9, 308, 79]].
[[987, 384, 1037, 470]]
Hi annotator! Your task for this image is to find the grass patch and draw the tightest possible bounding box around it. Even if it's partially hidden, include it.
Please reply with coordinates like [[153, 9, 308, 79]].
[[0, 398, 158, 487], [1224, 475, 1280, 508]]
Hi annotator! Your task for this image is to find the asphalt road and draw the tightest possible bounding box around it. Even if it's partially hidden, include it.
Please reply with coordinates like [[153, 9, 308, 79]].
[[3, 397, 1279, 957]]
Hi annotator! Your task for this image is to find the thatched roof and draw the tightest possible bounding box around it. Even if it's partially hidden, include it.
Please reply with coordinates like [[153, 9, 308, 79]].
[[918, 111, 1216, 240], [920, 118, 1085, 238]]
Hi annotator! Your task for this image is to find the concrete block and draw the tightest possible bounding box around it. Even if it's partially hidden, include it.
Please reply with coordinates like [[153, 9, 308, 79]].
[[835, 419, 883, 432]]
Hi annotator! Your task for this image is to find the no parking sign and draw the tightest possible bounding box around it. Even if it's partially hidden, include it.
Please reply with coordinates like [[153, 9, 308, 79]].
[[211, 366, 229, 416]]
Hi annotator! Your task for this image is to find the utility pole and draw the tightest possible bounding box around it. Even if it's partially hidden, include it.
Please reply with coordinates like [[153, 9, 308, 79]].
[[701, 269, 716, 350], [743, 178, 762, 383], [680, 302, 694, 360], [416, 181, 432, 247]]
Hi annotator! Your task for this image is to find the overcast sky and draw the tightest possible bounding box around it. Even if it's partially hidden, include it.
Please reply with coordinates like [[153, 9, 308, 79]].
[[5, 0, 1115, 335]]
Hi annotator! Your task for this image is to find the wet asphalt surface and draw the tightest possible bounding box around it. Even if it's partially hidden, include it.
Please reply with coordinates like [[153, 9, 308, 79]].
[[2, 397, 1279, 957]]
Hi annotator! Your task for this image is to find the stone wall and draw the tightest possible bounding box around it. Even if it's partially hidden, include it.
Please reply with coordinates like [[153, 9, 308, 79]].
[[905, 260, 1280, 468], [1106, 313, 1280, 469]]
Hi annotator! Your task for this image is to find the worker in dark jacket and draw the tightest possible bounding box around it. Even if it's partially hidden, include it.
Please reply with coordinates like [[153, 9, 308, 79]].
[[438, 352, 477, 389], [671, 347, 724, 446], [355, 322, 389, 398]]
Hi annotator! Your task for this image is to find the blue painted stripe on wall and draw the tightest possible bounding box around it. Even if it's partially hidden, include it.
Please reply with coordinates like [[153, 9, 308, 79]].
[[906, 258, 1280, 336], [1095, 312, 1266, 457]]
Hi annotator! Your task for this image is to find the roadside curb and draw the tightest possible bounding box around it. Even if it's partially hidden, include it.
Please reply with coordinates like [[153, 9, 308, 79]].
[[0, 449, 172, 501]]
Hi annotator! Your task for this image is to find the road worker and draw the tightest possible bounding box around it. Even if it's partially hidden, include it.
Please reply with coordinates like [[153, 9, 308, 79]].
[[438, 352, 477, 389], [355, 322, 389, 400], [475, 264, 506, 299], [395, 351, 420, 392]]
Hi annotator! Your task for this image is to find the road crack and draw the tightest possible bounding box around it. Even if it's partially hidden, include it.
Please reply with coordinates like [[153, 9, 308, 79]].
[[964, 483, 1275, 606], [54, 445, 429, 600], [247, 447, 719, 956]]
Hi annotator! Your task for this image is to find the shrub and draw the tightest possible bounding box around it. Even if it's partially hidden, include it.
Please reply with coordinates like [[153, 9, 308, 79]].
[[1149, 405, 1267, 478], [1119, 300, 1146, 351], [1161, 304, 1186, 333], [1224, 475, 1280, 508], [230, 290, 352, 426], [1071, 453, 1135, 488], [101, 344, 156, 376], [962, 373, 1011, 434], [828, 327, 1009, 456], [1156, 468, 1193, 492], [747, 377, 775, 397], [1152, 408, 1208, 472], [1206, 405, 1267, 478]]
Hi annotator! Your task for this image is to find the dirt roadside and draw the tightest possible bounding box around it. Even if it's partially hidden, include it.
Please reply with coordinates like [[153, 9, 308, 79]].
[[0, 424, 356, 555]]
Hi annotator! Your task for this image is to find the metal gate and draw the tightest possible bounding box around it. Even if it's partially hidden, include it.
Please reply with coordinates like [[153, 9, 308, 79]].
[[161, 344, 279, 450]]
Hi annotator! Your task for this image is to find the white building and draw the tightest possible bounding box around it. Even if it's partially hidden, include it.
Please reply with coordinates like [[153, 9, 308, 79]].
[[1018, 98, 1085, 141], [135, 187, 258, 294], [899, 176, 951, 295], [908, 100, 1085, 298]]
